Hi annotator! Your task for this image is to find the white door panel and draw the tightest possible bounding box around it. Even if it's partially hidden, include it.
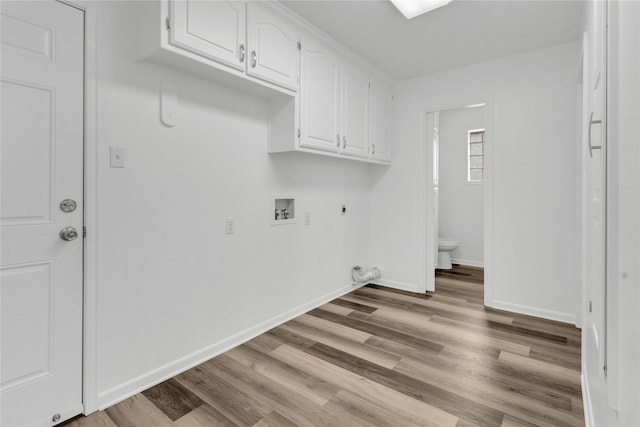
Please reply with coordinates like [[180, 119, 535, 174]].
[[341, 62, 369, 158], [299, 36, 340, 152], [1, 1, 84, 425], [170, 0, 246, 71], [369, 80, 392, 162], [247, 4, 299, 91]]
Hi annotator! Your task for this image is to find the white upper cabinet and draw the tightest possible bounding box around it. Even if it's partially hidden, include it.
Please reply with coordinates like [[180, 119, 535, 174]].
[[247, 4, 300, 91], [140, 1, 391, 163], [296, 33, 392, 163], [340, 62, 370, 159], [169, 0, 246, 71], [299, 36, 341, 153], [148, 1, 299, 93], [369, 79, 393, 162]]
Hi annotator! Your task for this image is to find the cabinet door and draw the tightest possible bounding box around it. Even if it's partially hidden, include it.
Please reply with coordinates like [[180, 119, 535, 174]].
[[370, 79, 392, 162], [299, 36, 340, 153], [169, 0, 246, 71], [247, 4, 299, 91], [341, 62, 370, 158]]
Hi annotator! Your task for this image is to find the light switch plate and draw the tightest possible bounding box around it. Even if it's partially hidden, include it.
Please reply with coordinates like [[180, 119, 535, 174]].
[[110, 146, 125, 168]]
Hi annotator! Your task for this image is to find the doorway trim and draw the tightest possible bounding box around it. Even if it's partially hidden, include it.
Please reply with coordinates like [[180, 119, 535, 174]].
[[418, 97, 494, 306], [59, 0, 99, 415]]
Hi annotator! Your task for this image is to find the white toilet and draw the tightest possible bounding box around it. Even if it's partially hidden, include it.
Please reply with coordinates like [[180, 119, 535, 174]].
[[437, 237, 459, 269]]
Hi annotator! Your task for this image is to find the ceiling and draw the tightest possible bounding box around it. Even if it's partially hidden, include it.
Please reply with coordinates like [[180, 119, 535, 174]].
[[281, 0, 585, 80]]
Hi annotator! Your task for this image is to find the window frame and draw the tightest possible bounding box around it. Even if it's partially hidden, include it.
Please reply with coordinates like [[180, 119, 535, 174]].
[[467, 128, 485, 183]]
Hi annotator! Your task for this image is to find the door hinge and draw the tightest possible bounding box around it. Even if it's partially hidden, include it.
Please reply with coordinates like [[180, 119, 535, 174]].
[[589, 300, 592, 312], [297, 128, 301, 138], [83, 226, 87, 238], [297, 41, 301, 51], [603, 364, 607, 375], [165, 16, 171, 30]]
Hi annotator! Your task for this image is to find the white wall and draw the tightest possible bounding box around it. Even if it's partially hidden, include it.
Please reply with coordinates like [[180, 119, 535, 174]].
[[438, 106, 484, 266], [91, 1, 373, 408], [370, 41, 581, 322]]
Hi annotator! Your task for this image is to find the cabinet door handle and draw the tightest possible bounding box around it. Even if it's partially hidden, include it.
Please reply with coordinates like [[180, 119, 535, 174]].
[[372, 144, 376, 155], [251, 51, 257, 68], [336, 134, 340, 147], [588, 111, 602, 158], [239, 44, 245, 63], [342, 136, 347, 149]]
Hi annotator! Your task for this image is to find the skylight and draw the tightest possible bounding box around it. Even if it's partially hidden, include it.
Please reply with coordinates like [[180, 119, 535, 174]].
[[390, 0, 452, 19]]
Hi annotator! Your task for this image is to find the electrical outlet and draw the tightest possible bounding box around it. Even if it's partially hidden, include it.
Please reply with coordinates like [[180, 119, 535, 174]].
[[341, 204, 347, 215], [225, 217, 235, 234], [304, 212, 311, 225]]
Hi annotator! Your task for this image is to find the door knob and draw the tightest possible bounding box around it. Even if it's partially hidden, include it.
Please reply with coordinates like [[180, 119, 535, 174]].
[[59, 226, 78, 241]]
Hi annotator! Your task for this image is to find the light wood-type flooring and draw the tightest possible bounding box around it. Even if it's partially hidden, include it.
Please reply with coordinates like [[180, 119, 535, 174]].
[[64, 265, 584, 426]]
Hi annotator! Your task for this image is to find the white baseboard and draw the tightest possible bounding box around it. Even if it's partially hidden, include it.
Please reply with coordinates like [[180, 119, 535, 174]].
[[372, 278, 420, 293], [489, 299, 576, 325], [451, 258, 484, 268], [97, 283, 362, 410], [581, 371, 595, 427]]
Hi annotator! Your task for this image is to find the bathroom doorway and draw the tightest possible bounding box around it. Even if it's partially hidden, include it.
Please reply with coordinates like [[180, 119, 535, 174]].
[[421, 100, 494, 304]]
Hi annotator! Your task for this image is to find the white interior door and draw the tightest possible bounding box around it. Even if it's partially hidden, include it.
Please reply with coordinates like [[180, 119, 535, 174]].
[[584, 0, 608, 384], [1, 1, 84, 426], [585, 99, 606, 374]]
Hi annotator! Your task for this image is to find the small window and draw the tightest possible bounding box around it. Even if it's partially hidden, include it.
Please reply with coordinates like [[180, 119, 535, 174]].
[[468, 129, 485, 182]]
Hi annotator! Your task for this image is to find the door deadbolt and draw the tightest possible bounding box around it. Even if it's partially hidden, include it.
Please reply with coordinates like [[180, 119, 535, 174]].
[[60, 199, 77, 213], [59, 226, 78, 241]]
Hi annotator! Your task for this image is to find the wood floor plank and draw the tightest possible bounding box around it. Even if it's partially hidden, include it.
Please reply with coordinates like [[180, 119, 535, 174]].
[[498, 351, 581, 392], [224, 344, 339, 406], [304, 342, 506, 427], [104, 394, 174, 427], [251, 411, 297, 427], [175, 365, 272, 426], [296, 312, 373, 342], [270, 344, 459, 427], [203, 354, 345, 427], [365, 307, 530, 357], [318, 301, 356, 316], [308, 307, 445, 354], [173, 404, 237, 427], [243, 333, 284, 354], [141, 378, 204, 421], [323, 390, 423, 427], [501, 414, 541, 427], [63, 411, 118, 427], [395, 353, 582, 426], [364, 283, 434, 300], [330, 298, 378, 314], [279, 321, 401, 369]]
